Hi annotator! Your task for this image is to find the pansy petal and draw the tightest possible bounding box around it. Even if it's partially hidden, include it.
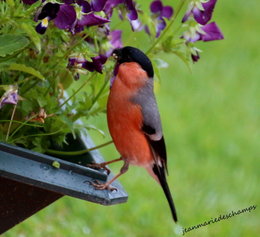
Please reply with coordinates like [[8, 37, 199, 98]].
[[91, 0, 107, 12], [97, 54, 108, 64], [127, 9, 138, 21], [68, 57, 86, 67], [162, 6, 173, 19], [194, 0, 217, 25], [200, 22, 224, 41], [183, 31, 200, 42], [68, 58, 77, 67], [72, 23, 84, 33], [0, 89, 19, 109], [106, 30, 122, 57], [110, 30, 123, 48], [130, 19, 143, 31], [77, 0, 91, 13], [104, 0, 123, 18], [156, 17, 166, 37], [54, 4, 76, 29], [191, 51, 200, 62], [82, 61, 95, 72], [125, 0, 138, 20], [78, 13, 110, 27], [35, 18, 49, 34], [150, 0, 163, 14], [37, 2, 60, 20], [82, 55, 107, 73]]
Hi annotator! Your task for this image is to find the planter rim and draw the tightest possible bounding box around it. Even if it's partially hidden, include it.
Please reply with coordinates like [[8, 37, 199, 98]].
[[0, 140, 128, 206]]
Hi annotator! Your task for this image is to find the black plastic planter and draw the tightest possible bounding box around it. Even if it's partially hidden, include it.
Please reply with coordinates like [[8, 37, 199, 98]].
[[0, 131, 127, 234]]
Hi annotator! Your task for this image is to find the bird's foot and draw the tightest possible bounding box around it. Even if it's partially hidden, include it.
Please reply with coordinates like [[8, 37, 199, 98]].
[[87, 163, 111, 175], [90, 180, 117, 192]]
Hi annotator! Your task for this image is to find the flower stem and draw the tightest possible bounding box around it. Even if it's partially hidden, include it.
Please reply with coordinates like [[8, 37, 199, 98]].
[[0, 120, 44, 127], [64, 34, 90, 59], [87, 73, 110, 112], [8, 114, 38, 141], [10, 129, 63, 144], [59, 72, 97, 108], [146, 0, 188, 55], [46, 140, 113, 156], [6, 104, 17, 141]]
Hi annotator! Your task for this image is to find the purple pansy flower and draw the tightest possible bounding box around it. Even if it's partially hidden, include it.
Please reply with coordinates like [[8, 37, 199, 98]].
[[91, 0, 107, 12], [191, 51, 200, 62], [60, 0, 109, 34], [0, 86, 19, 109], [68, 55, 107, 74], [149, 0, 174, 37], [82, 54, 107, 73], [35, 1, 110, 34], [184, 22, 223, 63], [181, 0, 223, 62], [68, 57, 86, 68], [54, 4, 77, 30], [104, 0, 138, 26], [190, 47, 201, 63], [182, 0, 217, 25], [199, 22, 224, 41], [125, 0, 138, 21], [68, 30, 122, 78], [183, 22, 223, 42], [35, 2, 60, 34], [130, 19, 143, 31]]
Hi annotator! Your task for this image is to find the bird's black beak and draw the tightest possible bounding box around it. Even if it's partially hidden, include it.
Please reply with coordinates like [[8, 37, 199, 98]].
[[111, 48, 122, 61], [112, 52, 118, 60]]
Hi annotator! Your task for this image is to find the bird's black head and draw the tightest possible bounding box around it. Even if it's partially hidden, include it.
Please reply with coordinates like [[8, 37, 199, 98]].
[[112, 46, 154, 78]]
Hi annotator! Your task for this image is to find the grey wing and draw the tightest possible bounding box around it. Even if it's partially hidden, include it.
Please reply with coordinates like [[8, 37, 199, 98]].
[[132, 79, 176, 221], [131, 79, 167, 170]]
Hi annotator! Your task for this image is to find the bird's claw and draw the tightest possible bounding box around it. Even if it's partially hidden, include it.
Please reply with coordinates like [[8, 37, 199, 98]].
[[87, 163, 111, 175], [90, 180, 117, 192]]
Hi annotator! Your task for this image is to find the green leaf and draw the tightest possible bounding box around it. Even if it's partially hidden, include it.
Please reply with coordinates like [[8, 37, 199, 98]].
[[84, 124, 105, 137], [173, 50, 192, 72], [21, 23, 41, 52], [0, 34, 30, 57], [59, 69, 74, 89], [25, 0, 42, 14], [6, 0, 14, 7], [0, 60, 14, 70], [151, 58, 161, 81], [9, 63, 45, 80]]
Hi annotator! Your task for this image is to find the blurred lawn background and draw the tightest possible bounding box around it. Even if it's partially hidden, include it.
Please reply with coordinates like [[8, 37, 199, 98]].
[[4, 0, 259, 236]]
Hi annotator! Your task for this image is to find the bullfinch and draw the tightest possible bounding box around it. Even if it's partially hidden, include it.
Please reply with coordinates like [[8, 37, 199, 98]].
[[91, 46, 178, 222]]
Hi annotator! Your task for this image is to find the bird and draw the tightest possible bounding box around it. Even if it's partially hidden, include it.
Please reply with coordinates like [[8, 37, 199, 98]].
[[90, 46, 178, 222]]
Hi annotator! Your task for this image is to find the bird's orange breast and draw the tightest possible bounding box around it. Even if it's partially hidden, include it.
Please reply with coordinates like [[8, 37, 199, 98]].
[[107, 62, 153, 166]]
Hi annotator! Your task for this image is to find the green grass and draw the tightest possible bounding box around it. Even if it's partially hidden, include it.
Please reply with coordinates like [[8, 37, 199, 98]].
[[3, 0, 259, 236]]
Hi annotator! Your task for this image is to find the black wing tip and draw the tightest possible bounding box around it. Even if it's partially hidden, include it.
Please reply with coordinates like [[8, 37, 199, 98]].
[[153, 164, 178, 223]]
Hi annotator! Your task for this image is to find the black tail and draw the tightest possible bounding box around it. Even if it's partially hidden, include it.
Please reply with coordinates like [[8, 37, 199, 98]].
[[153, 165, 178, 222]]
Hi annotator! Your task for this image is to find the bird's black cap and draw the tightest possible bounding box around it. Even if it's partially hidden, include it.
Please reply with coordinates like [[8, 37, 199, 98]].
[[112, 46, 154, 78]]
